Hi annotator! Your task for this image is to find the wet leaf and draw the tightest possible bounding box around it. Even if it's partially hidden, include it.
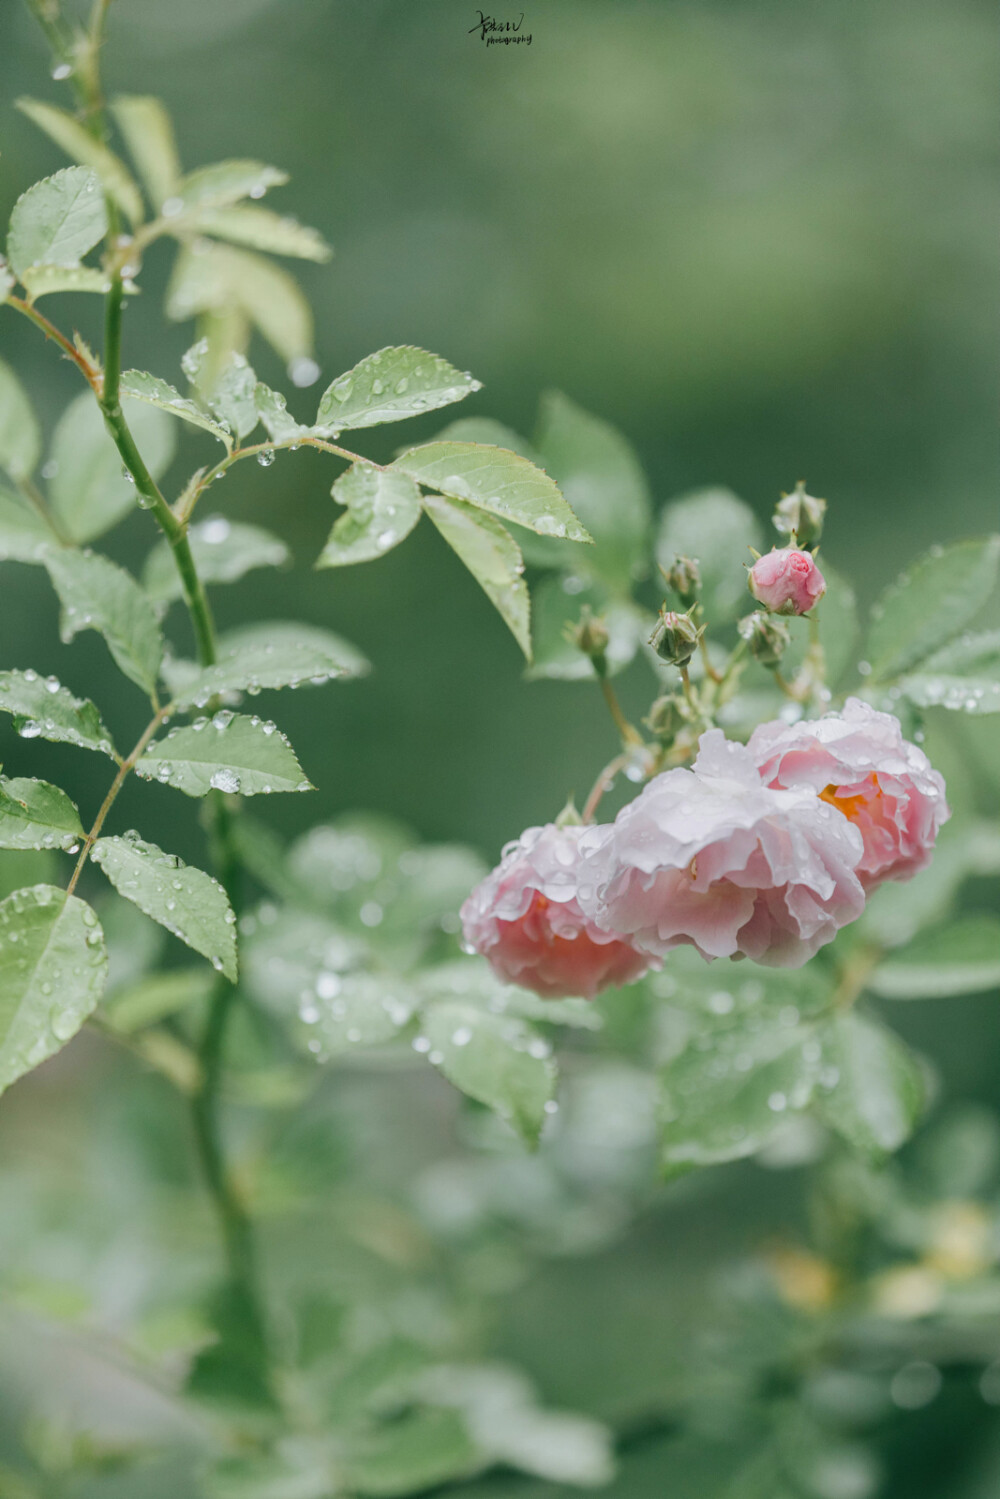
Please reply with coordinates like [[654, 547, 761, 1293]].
[[135, 711, 311, 797], [318, 464, 422, 567], [5, 166, 107, 277]]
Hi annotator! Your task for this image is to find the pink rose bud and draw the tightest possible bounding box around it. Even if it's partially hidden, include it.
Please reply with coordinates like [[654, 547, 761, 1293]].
[[460, 823, 649, 1000], [748, 547, 826, 616], [576, 731, 866, 969], [749, 698, 949, 890]]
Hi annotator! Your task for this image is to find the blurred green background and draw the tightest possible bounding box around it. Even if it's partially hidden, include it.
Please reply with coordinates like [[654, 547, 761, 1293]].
[[0, 2, 998, 1495]]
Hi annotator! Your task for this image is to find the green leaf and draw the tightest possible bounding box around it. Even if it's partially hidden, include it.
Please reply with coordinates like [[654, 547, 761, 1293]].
[[241, 907, 368, 1015], [421, 492, 531, 658], [110, 95, 182, 209], [18, 263, 110, 300], [0, 884, 107, 1096], [143, 517, 289, 604], [418, 960, 602, 1030], [169, 160, 288, 213], [182, 342, 259, 440], [166, 241, 312, 361], [858, 819, 1000, 948], [897, 630, 1000, 714], [163, 622, 369, 708], [867, 536, 1000, 682], [48, 390, 176, 543], [533, 390, 650, 589], [660, 1013, 820, 1173], [0, 356, 42, 481], [5, 166, 107, 278], [0, 777, 82, 852], [92, 834, 237, 981], [102, 966, 214, 1033], [429, 416, 537, 461], [316, 347, 481, 432], [527, 575, 652, 680], [253, 381, 309, 443], [656, 487, 765, 625], [16, 100, 143, 225], [0, 484, 50, 561], [290, 970, 417, 1060], [120, 369, 233, 446], [815, 1011, 926, 1157], [44, 548, 163, 695], [394, 441, 590, 543], [135, 710, 311, 797], [318, 463, 422, 567], [204, 1450, 335, 1499], [420, 1001, 556, 1145], [868, 915, 1000, 999], [192, 204, 331, 261], [0, 669, 115, 756], [344, 1407, 478, 1497]]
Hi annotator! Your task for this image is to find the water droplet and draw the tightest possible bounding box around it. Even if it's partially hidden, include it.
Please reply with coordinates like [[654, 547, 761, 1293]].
[[257, 447, 275, 467], [451, 1026, 473, 1047], [209, 768, 240, 793], [412, 1035, 431, 1054], [288, 356, 320, 388], [51, 62, 73, 80], [767, 1091, 787, 1112], [121, 466, 135, 483]]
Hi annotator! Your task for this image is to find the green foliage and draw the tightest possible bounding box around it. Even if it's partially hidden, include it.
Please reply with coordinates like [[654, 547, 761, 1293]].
[[656, 488, 764, 624], [110, 94, 181, 208], [0, 669, 115, 756], [163, 622, 368, 707], [814, 1010, 926, 1157], [143, 518, 289, 605], [5, 166, 107, 280], [0, 884, 107, 1096], [394, 440, 590, 542], [868, 915, 1000, 999], [16, 99, 143, 224], [136, 712, 311, 798], [421, 1002, 557, 1145], [866, 536, 1000, 682], [44, 548, 164, 696], [91, 834, 237, 981], [421, 492, 531, 657], [48, 390, 175, 544], [0, 776, 83, 852], [120, 369, 233, 447], [316, 347, 481, 431], [319, 465, 423, 567], [0, 357, 41, 481]]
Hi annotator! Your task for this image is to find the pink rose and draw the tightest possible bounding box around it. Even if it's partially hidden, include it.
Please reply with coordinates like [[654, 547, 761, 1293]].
[[749, 697, 949, 889], [460, 823, 649, 1000], [748, 547, 826, 615], [577, 731, 865, 968]]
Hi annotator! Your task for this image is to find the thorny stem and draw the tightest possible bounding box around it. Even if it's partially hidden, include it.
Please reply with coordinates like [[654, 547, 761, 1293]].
[[6, 295, 101, 392], [582, 753, 629, 824], [599, 675, 639, 749]]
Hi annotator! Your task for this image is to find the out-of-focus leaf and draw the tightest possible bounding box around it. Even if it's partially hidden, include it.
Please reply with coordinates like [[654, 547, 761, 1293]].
[[394, 441, 589, 543], [170, 160, 288, 213], [241, 907, 368, 1016], [0, 485, 51, 561], [192, 203, 331, 261], [48, 390, 176, 543], [19, 264, 113, 301], [5, 166, 107, 277], [135, 711, 311, 797], [120, 369, 232, 446], [167, 240, 313, 360], [0, 776, 82, 852], [343, 1406, 479, 1497], [203, 1448, 335, 1499], [527, 575, 652, 680], [111, 95, 181, 208], [660, 1012, 820, 1173], [163, 622, 368, 707], [656, 488, 764, 626], [533, 391, 650, 590], [421, 1001, 556, 1145], [0, 668, 115, 756], [868, 915, 1000, 998], [316, 347, 481, 432], [858, 819, 1000, 948], [815, 1011, 926, 1158], [101, 965, 214, 1033], [866, 536, 1000, 682], [289, 970, 417, 1060], [0, 356, 41, 481], [897, 630, 1000, 714], [143, 517, 289, 604], [430, 416, 537, 462], [318, 463, 422, 567], [418, 960, 602, 1030], [422, 493, 531, 657], [92, 834, 237, 981], [16, 100, 143, 224], [0, 885, 107, 1096], [45, 548, 163, 695]]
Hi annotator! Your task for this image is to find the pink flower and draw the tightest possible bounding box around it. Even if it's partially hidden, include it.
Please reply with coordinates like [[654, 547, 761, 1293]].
[[577, 731, 866, 968], [749, 698, 949, 889], [460, 823, 649, 1000], [748, 547, 826, 615]]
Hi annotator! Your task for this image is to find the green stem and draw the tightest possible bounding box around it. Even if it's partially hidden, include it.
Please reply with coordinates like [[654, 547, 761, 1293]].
[[66, 709, 165, 895]]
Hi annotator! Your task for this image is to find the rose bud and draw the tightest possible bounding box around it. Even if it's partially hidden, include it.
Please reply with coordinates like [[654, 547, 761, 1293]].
[[644, 692, 688, 746], [650, 608, 704, 667], [749, 697, 949, 890], [774, 482, 827, 548], [738, 610, 791, 668], [567, 607, 610, 672], [662, 555, 702, 608], [461, 823, 649, 1000], [748, 547, 826, 616]]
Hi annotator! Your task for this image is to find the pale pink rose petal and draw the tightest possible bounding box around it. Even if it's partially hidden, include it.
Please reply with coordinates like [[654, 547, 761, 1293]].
[[460, 823, 649, 1000], [749, 697, 949, 888], [577, 731, 865, 968]]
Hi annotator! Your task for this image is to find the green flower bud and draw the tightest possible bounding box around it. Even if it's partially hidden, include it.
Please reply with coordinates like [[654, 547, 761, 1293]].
[[662, 554, 702, 607], [567, 606, 611, 670], [738, 609, 791, 667], [649, 608, 703, 668], [773, 481, 827, 548], [644, 693, 687, 745]]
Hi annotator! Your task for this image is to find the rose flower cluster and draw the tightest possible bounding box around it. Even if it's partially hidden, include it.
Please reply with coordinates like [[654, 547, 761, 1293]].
[[461, 700, 948, 999]]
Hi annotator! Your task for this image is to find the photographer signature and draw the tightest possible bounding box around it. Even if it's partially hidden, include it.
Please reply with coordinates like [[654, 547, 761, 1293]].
[[469, 10, 533, 46]]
